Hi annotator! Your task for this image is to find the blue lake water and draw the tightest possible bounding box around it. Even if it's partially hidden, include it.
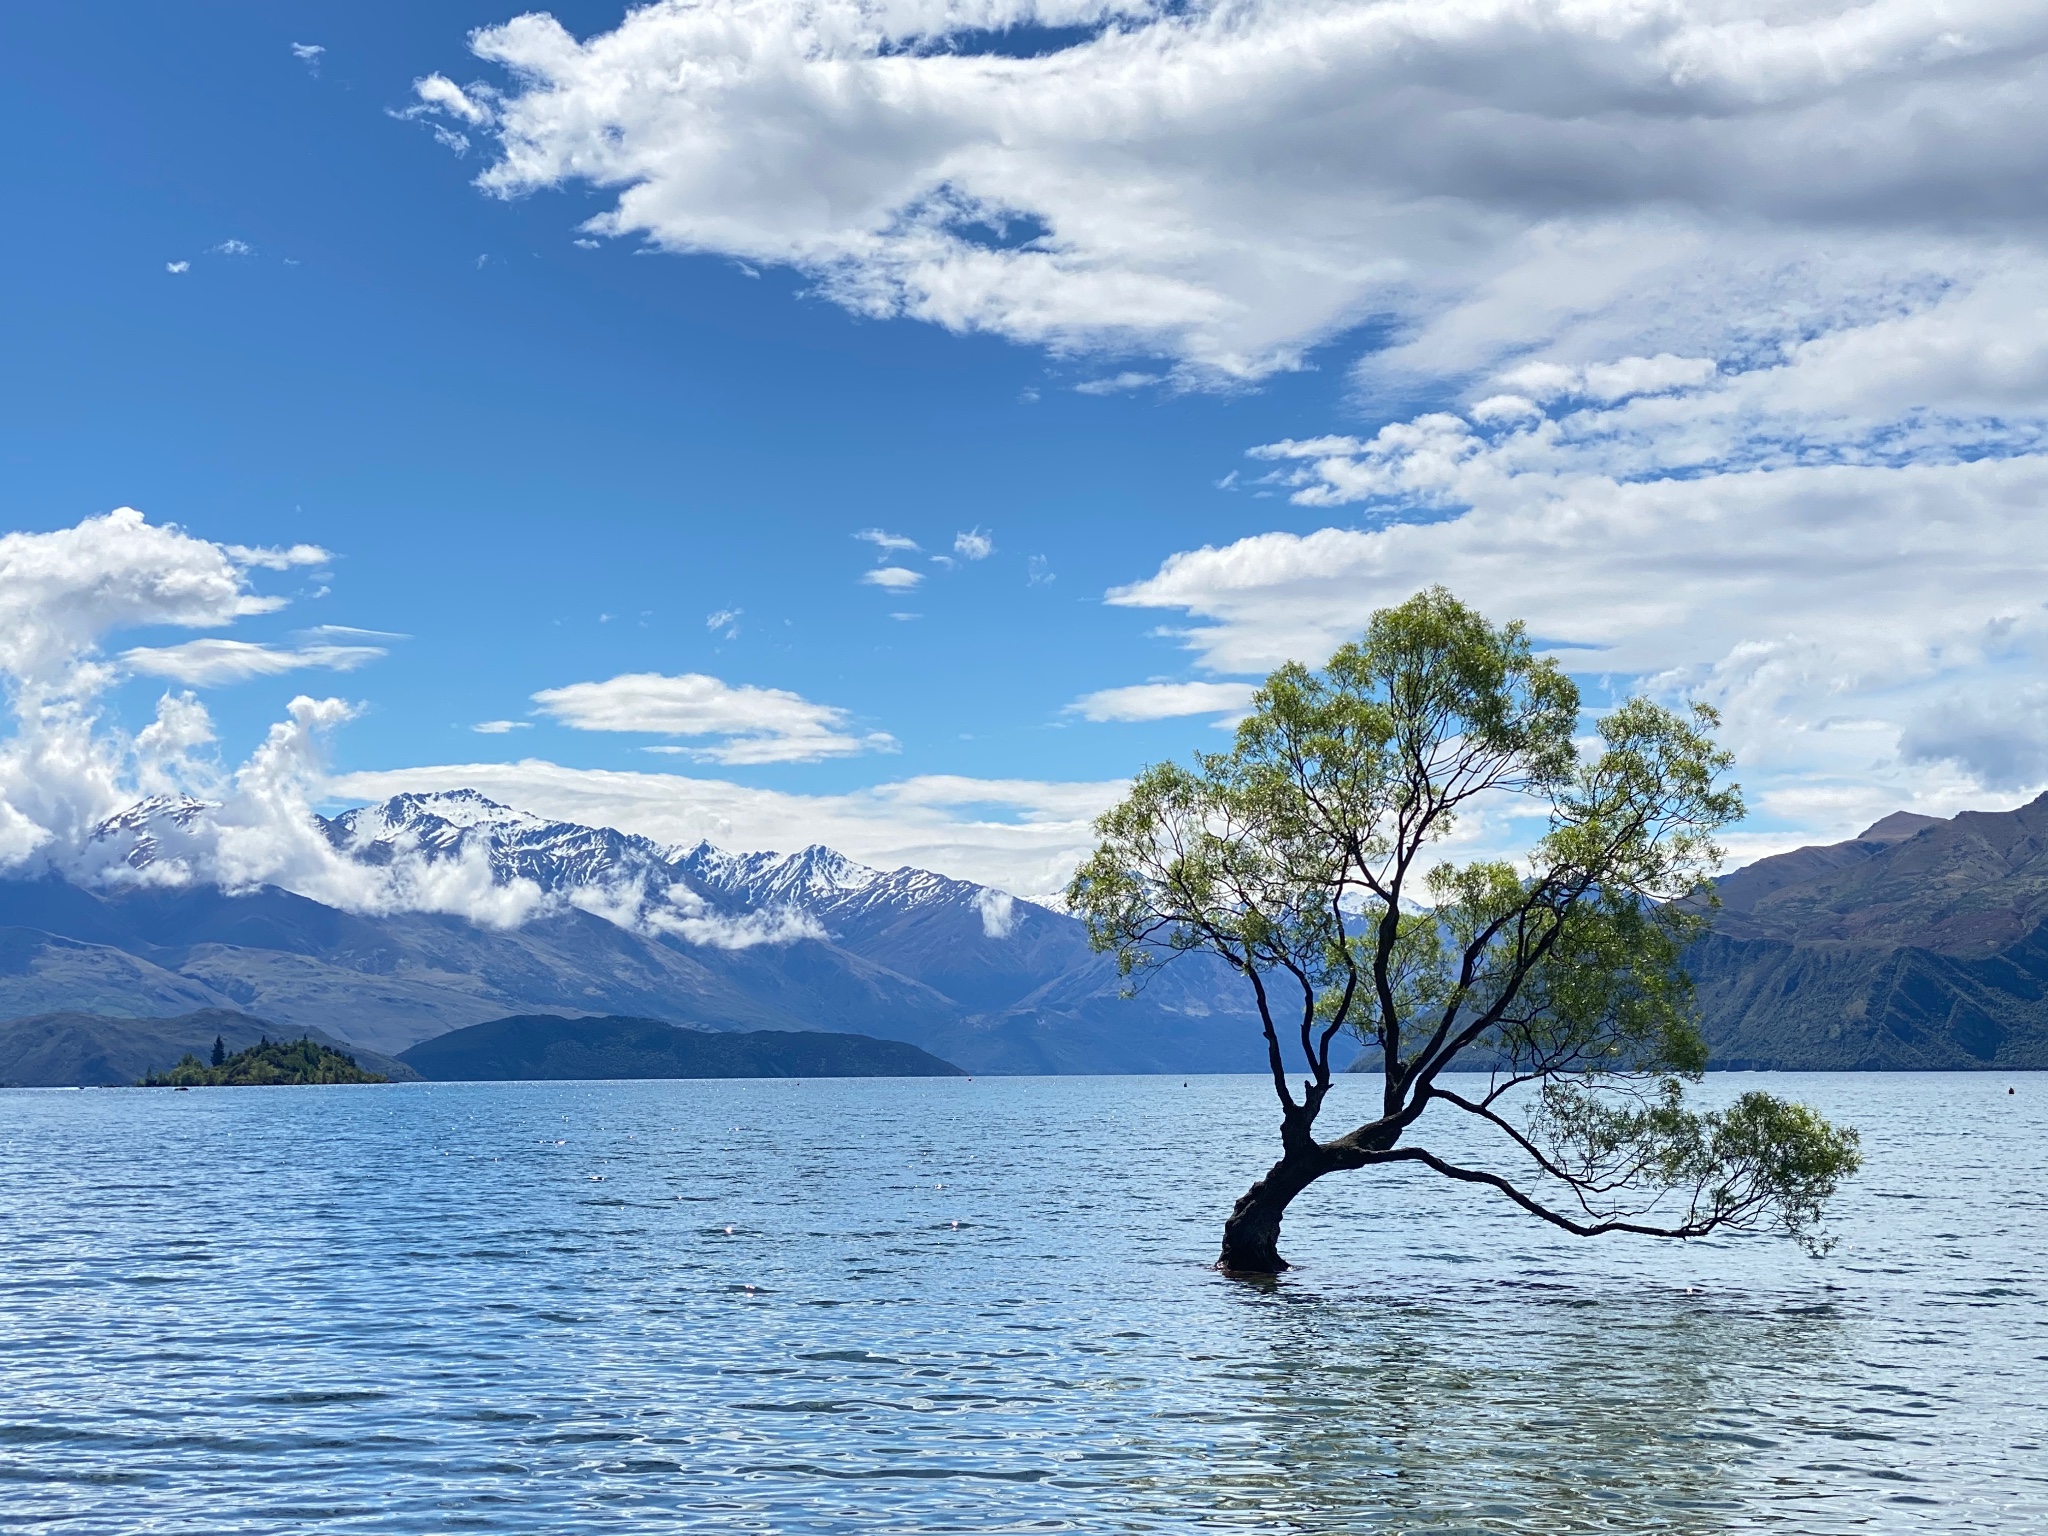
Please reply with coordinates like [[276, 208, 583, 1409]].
[[1, 1072, 2042, 1533]]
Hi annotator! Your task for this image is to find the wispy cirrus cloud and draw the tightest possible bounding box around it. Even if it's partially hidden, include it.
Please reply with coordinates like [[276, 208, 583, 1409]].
[[855, 528, 918, 554], [119, 639, 385, 686]]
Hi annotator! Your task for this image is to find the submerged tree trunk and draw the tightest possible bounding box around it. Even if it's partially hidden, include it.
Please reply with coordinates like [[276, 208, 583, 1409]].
[[1218, 1115, 1404, 1273], [1217, 1149, 1335, 1273]]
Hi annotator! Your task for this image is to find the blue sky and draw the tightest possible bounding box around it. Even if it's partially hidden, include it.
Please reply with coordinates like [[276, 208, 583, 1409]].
[[4, 1, 2048, 897]]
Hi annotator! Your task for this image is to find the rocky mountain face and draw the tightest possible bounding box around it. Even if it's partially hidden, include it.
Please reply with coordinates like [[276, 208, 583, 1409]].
[[0, 791, 1271, 1074], [1689, 795, 2048, 1068]]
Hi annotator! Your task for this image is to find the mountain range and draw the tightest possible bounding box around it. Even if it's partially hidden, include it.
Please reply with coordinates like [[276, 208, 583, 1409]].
[[7, 787, 2045, 1077], [0, 791, 1268, 1075]]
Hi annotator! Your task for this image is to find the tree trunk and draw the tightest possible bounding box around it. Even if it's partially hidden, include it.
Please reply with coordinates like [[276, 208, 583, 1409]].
[[1217, 1149, 1332, 1273]]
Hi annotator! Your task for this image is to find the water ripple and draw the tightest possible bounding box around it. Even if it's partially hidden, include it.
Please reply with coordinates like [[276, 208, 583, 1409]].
[[1, 1072, 2042, 1533]]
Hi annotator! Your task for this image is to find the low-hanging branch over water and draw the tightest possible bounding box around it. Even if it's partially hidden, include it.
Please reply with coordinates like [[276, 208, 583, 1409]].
[[1069, 587, 1861, 1274]]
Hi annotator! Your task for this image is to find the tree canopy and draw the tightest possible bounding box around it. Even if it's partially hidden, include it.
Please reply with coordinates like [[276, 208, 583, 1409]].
[[1068, 587, 1860, 1272], [142, 1037, 386, 1087]]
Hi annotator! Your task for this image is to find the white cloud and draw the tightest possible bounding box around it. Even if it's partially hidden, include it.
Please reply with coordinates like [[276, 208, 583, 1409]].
[[1074, 372, 1163, 395], [421, 0, 2048, 379], [472, 719, 531, 734], [1108, 282, 2048, 848], [531, 671, 893, 763], [223, 542, 329, 571], [329, 760, 1125, 900], [119, 639, 385, 687], [0, 511, 547, 927], [953, 527, 994, 561], [974, 885, 1017, 938], [211, 239, 252, 257], [0, 509, 325, 687], [861, 566, 923, 590], [414, 72, 494, 126], [291, 43, 324, 62], [1071, 679, 1258, 723], [166, 261, 189, 274], [706, 606, 742, 639], [855, 528, 919, 553]]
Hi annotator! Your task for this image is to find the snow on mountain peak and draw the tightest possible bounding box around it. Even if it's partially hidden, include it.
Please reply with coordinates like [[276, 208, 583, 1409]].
[[82, 786, 1031, 951]]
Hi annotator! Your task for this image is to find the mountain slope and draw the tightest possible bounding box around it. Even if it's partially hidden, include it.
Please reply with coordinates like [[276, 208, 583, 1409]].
[[1689, 796, 2048, 1068], [400, 1014, 965, 1081], [0, 791, 1273, 1073], [0, 1007, 415, 1087]]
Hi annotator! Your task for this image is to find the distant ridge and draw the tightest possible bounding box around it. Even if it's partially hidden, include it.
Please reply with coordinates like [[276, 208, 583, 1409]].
[[399, 1014, 966, 1081], [0, 1008, 416, 1088], [1689, 795, 2048, 1068]]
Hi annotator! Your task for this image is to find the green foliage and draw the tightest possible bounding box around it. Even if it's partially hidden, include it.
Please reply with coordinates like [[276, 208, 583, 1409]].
[[1068, 586, 1860, 1251], [142, 1036, 386, 1087]]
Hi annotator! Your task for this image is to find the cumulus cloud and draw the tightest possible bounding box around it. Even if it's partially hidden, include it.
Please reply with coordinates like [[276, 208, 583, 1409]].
[[953, 527, 994, 561], [0, 509, 327, 688], [0, 510, 552, 928], [1109, 287, 2048, 845], [412, 0, 2048, 379], [531, 671, 894, 763], [119, 639, 385, 686], [1071, 679, 1258, 723], [166, 261, 189, 274], [330, 760, 1126, 900], [472, 719, 530, 734], [414, 72, 494, 126], [974, 885, 1017, 938], [860, 566, 923, 590], [211, 239, 252, 257]]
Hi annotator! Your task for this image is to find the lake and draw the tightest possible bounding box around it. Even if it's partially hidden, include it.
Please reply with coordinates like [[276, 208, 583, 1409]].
[[1, 1072, 2042, 1533]]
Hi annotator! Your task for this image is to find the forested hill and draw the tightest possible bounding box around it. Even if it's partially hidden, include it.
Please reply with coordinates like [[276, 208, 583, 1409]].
[[1686, 795, 2048, 1069], [0, 1009, 416, 1088], [398, 1014, 966, 1081], [143, 1037, 387, 1086]]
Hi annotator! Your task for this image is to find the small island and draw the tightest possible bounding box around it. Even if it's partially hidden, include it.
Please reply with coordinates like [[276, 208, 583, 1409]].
[[142, 1037, 388, 1087]]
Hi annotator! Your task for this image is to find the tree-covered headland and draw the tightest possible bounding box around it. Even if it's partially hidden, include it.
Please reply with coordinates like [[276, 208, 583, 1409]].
[[142, 1036, 387, 1087], [1069, 588, 1861, 1274]]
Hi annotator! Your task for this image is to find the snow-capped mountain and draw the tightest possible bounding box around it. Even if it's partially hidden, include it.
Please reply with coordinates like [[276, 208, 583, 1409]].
[[323, 790, 691, 904], [88, 794, 213, 872], [2, 788, 1277, 1075], [321, 790, 1022, 946]]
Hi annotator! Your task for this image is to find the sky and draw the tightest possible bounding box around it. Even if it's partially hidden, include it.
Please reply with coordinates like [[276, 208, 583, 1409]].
[[3, 0, 2048, 905]]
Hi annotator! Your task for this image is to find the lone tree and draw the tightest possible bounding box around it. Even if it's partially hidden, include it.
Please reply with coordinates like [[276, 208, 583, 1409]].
[[1068, 589, 1859, 1274]]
